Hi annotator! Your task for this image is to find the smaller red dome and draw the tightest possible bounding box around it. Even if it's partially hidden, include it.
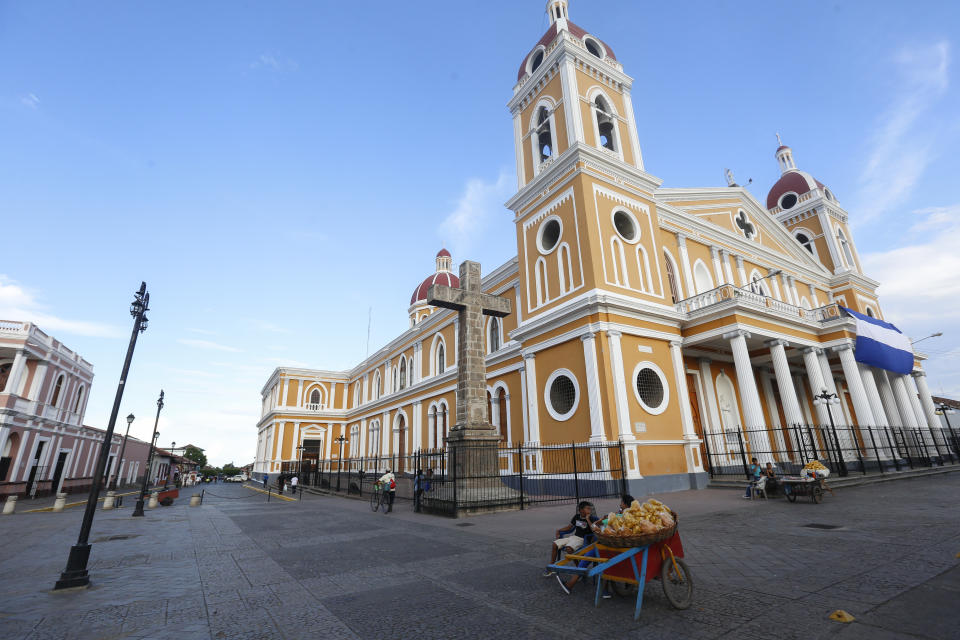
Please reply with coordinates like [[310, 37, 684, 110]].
[[411, 271, 459, 306], [437, 248, 451, 258], [766, 170, 826, 210]]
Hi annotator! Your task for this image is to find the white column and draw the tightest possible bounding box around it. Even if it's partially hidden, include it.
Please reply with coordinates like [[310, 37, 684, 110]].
[[780, 273, 794, 305], [905, 376, 928, 431], [359, 418, 368, 459], [698, 358, 725, 458], [293, 421, 301, 455], [724, 330, 766, 454], [721, 250, 735, 286], [767, 339, 804, 427], [809, 283, 821, 308], [413, 401, 422, 451], [519, 365, 529, 443], [581, 333, 606, 442], [835, 345, 876, 426], [794, 374, 815, 424], [913, 371, 946, 447], [735, 255, 748, 287], [523, 354, 540, 443], [606, 331, 633, 441], [859, 365, 888, 426], [789, 276, 800, 305], [324, 423, 333, 460], [769, 268, 783, 300], [710, 246, 725, 285], [817, 352, 845, 424], [27, 362, 48, 401], [380, 414, 390, 455], [877, 370, 904, 427], [891, 376, 920, 428], [760, 370, 788, 456], [676, 234, 696, 300], [670, 341, 704, 472], [4, 350, 27, 395], [802, 348, 831, 425]]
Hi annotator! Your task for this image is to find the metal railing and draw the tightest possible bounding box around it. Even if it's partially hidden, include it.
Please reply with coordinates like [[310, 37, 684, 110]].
[[702, 422, 960, 479]]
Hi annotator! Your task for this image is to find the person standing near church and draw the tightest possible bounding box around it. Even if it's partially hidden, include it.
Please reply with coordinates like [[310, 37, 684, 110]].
[[290, 474, 298, 497], [378, 469, 396, 513]]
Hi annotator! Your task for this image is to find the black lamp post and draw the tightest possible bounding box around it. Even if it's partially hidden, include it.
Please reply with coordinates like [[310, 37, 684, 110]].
[[813, 387, 847, 476], [54, 282, 149, 590], [132, 391, 164, 517], [335, 435, 346, 492], [110, 413, 135, 490], [935, 402, 959, 460]]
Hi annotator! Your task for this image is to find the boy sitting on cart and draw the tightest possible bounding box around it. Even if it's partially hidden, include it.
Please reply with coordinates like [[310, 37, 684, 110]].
[[544, 501, 599, 579]]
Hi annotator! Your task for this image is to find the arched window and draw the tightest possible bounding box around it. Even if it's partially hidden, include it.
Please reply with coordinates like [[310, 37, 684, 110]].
[[610, 237, 628, 287], [73, 386, 84, 412], [664, 250, 681, 303], [399, 357, 407, 389], [0, 363, 11, 393], [489, 317, 501, 353], [429, 406, 439, 450], [497, 388, 508, 443], [51, 375, 65, 407], [749, 270, 770, 296], [693, 260, 714, 295], [310, 389, 321, 405], [594, 96, 617, 152], [838, 229, 855, 268], [373, 371, 381, 399], [353, 383, 360, 407], [535, 257, 549, 306], [865, 307, 876, 318], [436, 344, 445, 374], [557, 244, 573, 294], [796, 232, 814, 254], [535, 106, 553, 163]]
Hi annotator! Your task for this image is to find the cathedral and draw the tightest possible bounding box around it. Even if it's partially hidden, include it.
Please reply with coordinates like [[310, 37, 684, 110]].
[[254, 1, 947, 493]]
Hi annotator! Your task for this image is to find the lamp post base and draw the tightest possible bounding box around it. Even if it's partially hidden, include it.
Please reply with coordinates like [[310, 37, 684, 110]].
[[131, 497, 146, 517], [54, 544, 92, 590]]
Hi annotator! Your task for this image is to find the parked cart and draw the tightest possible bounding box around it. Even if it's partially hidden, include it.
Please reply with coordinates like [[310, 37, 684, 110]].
[[781, 474, 832, 504]]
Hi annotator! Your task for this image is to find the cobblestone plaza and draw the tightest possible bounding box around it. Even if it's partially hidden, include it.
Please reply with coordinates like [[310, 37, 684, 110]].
[[0, 474, 957, 639]]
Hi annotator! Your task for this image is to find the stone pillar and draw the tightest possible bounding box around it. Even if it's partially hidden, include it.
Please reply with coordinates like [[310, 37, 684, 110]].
[[835, 345, 876, 426], [412, 402, 422, 451], [3, 496, 17, 515], [817, 352, 844, 424], [735, 255, 748, 287], [891, 376, 920, 428], [670, 341, 704, 472], [580, 333, 606, 442], [913, 371, 946, 446], [522, 354, 540, 443], [780, 272, 793, 305], [905, 376, 929, 432], [767, 339, 805, 427], [859, 365, 888, 425], [3, 350, 27, 395], [759, 370, 787, 456], [721, 250, 735, 285], [27, 362, 48, 401], [710, 246, 725, 285], [53, 493, 67, 512], [698, 358, 725, 458], [877, 370, 904, 427], [724, 330, 766, 454], [605, 331, 633, 441], [793, 373, 815, 424], [676, 234, 696, 299], [802, 348, 831, 425], [769, 269, 783, 300]]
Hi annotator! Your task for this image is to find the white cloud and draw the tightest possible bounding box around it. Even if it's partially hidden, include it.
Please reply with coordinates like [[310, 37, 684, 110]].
[[854, 41, 951, 219], [20, 93, 39, 109], [177, 338, 242, 352], [0, 274, 123, 338], [186, 327, 217, 335], [250, 53, 298, 72], [438, 170, 513, 258]]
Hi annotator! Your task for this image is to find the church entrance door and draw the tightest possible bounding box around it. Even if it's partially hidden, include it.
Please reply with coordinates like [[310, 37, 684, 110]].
[[687, 374, 709, 472]]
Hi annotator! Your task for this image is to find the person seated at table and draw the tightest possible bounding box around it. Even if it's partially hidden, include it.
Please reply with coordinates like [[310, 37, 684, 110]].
[[743, 457, 762, 498], [544, 501, 598, 578], [762, 462, 780, 494]]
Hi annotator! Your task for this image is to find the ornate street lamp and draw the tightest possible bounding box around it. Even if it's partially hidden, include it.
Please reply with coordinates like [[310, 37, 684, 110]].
[[813, 388, 847, 476], [132, 391, 165, 517], [110, 413, 135, 490], [935, 402, 959, 461], [55, 282, 150, 590]]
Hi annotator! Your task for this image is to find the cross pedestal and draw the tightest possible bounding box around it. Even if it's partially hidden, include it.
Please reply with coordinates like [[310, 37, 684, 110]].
[[428, 260, 519, 512]]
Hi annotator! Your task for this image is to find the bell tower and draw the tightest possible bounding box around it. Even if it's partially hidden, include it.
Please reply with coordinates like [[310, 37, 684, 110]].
[[506, 1, 666, 321]]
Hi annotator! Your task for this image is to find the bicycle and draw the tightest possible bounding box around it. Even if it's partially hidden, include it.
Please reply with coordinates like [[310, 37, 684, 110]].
[[369, 482, 389, 513]]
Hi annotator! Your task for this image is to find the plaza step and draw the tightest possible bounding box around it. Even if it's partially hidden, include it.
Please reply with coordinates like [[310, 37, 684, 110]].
[[707, 463, 960, 491]]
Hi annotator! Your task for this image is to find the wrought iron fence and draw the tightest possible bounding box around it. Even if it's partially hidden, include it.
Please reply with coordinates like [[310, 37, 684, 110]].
[[702, 422, 960, 479], [292, 441, 627, 516]]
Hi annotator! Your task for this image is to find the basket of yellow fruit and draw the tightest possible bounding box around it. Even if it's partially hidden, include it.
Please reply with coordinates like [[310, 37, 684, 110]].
[[592, 499, 678, 547], [802, 460, 830, 479]]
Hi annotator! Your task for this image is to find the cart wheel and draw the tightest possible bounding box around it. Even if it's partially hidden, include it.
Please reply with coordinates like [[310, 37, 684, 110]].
[[611, 581, 637, 597], [661, 557, 693, 610], [786, 490, 797, 503], [369, 491, 380, 512], [812, 485, 823, 504]]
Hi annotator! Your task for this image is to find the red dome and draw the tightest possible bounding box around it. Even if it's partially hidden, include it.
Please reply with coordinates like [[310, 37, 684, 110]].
[[766, 170, 826, 210], [411, 271, 459, 306], [437, 248, 451, 258], [518, 21, 617, 81]]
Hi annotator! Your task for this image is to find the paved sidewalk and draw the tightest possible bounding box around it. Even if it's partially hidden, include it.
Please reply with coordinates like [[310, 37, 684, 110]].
[[0, 475, 956, 639]]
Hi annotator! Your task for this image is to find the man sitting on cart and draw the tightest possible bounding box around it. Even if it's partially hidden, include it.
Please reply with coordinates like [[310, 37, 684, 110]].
[[544, 501, 599, 578]]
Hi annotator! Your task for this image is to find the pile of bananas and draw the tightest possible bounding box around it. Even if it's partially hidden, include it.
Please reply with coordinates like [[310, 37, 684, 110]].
[[803, 460, 828, 472], [598, 499, 674, 537]]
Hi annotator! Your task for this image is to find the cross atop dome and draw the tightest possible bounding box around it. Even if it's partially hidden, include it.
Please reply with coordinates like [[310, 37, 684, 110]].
[[547, 0, 569, 28]]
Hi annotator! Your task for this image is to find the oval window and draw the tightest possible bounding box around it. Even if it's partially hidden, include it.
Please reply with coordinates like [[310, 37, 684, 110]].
[[632, 362, 669, 415], [545, 371, 578, 421], [613, 210, 637, 242], [539, 218, 561, 253], [584, 38, 602, 58], [531, 50, 544, 73], [780, 193, 798, 210]]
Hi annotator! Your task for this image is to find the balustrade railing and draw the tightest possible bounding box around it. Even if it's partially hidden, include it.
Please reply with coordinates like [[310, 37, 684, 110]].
[[675, 286, 842, 324]]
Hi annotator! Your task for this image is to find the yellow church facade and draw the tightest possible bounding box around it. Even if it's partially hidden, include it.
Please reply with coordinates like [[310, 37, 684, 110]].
[[254, 1, 948, 493]]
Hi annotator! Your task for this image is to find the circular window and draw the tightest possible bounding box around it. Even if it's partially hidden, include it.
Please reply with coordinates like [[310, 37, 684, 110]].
[[584, 37, 603, 58], [613, 210, 639, 243], [632, 362, 669, 415], [779, 193, 798, 210], [538, 217, 562, 254], [544, 369, 580, 421]]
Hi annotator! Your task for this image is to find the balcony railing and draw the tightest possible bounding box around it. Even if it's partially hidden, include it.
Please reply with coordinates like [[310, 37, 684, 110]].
[[305, 403, 325, 412], [675, 285, 841, 323], [0, 320, 29, 335]]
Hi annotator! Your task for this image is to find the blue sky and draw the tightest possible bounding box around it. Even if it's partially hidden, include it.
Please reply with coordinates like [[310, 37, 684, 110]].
[[1, 1, 958, 466]]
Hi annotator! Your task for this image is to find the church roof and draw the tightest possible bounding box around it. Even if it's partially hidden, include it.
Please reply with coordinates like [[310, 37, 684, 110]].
[[411, 271, 459, 306], [766, 170, 826, 210], [517, 21, 617, 81]]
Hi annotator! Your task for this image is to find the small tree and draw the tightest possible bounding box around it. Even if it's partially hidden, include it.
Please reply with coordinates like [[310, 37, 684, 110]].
[[183, 445, 207, 468], [222, 462, 241, 477]]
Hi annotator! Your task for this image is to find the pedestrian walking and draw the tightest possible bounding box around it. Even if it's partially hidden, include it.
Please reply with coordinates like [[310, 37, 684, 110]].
[[263, 474, 268, 489], [290, 474, 298, 497]]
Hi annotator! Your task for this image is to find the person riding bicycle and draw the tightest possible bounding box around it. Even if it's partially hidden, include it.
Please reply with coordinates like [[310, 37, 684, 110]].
[[378, 469, 397, 513]]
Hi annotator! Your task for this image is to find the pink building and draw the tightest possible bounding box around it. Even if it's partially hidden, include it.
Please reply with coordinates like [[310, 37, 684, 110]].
[[0, 320, 151, 498]]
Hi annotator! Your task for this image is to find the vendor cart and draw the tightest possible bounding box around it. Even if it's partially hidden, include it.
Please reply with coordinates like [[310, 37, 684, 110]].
[[546, 531, 693, 620], [781, 474, 831, 504]]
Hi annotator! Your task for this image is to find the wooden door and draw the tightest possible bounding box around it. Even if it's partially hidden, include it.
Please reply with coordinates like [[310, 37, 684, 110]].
[[686, 374, 709, 472]]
